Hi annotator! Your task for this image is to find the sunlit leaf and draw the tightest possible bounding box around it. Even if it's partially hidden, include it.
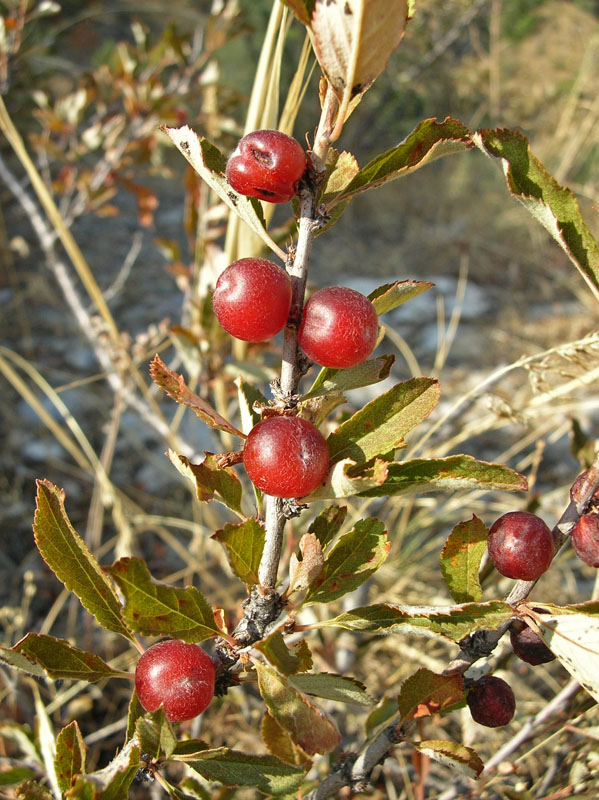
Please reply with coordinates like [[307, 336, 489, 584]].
[[212, 518, 265, 585], [55, 722, 86, 794], [369, 280, 434, 316], [397, 669, 464, 722], [168, 451, 244, 516], [136, 709, 177, 760], [290, 672, 375, 706], [302, 355, 394, 400], [412, 740, 483, 779], [307, 505, 347, 550], [261, 713, 310, 766], [33, 481, 133, 641], [440, 516, 488, 604], [184, 749, 306, 795], [7, 634, 126, 682], [66, 739, 141, 799]]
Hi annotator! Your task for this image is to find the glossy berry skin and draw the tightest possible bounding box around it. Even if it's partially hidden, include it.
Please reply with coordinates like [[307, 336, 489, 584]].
[[299, 286, 379, 369], [243, 416, 329, 498], [571, 513, 599, 567], [225, 129, 307, 204], [135, 640, 215, 722], [510, 621, 555, 665], [466, 675, 516, 728], [487, 511, 554, 581], [212, 258, 292, 342]]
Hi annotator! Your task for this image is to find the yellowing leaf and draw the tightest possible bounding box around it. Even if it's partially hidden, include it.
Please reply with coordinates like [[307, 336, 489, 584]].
[[310, 0, 409, 134]]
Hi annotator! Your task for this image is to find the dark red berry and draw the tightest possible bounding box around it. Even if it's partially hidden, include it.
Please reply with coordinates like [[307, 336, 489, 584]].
[[571, 512, 599, 567], [487, 511, 554, 581], [225, 129, 307, 204], [510, 620, 555, 665], [212, 257, 292, 342], [135, 640, 215, 722], [466, 675, 515, 728], [299, 286, 379, 369], [243, 415, 329, 498]]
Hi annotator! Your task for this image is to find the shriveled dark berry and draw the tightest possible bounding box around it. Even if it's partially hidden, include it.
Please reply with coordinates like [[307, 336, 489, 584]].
[[466, 675, 515, 728], [510, 620, 555, 665]]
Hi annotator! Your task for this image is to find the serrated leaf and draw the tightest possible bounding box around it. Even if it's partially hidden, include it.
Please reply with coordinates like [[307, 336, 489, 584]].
[[290, 672, 375, 706], [255, 662, 341, 755], [106, 557, 221, 642], [305, 518, 389, 604], [320, 149, 360, 201], [55, 721, 86, 794], [328, 118, 471, 209], [316, 601, 514, 642], [168, 451, 244, 517], [255, 632, 304, 676], [307, 505, 347, 550], [310, 0, 409, 132], [473, 128, 599, 300], [327, 378, 440, 465], [440, 516, 488, 604], [397, 669, 464, 722], [33, 481, 133, 641], [304, 456, 389, 500], [360, 455, 528, 497], [136, 709, 177, 760], [261, 713, 310, 766], [369, 280, 434, 316], [302, 355, 394, 400], [150, 355, 246, 438], [521, 603, 599, 704], [66, 739, 141, 799], [7, 634, 126, 682], [162, 126, 285, 260], [413, 740, 483, 779], [185, 749, 306, 795], [212, 519, 265, 585], [0, 646, 46, 678]]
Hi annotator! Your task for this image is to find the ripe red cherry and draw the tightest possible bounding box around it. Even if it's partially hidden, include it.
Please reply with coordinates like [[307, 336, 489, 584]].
[[135, 640, 215, 722], [571, 513, 599, 567], [509, 620, 555, 665], [466, 675, 515, 728], [487, 511, 554, 581], [299, 286, 379, 369], [212, 257, 292, 342], [225, 129, 307, 204], [243, 415, 329, 498]]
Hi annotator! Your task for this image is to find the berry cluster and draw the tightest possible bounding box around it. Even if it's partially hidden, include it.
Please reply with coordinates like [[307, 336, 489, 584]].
[[211, 130, 383, 498]]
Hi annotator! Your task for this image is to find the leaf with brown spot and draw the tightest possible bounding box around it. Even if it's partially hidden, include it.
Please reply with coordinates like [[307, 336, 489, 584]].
[[440, 516, 488, 603], [398, 669, 464, 722]]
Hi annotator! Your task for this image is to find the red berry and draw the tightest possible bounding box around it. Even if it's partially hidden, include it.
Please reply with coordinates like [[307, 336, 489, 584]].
[[212, 257, 292, 342], [225, 129, 307, 204], [487, 511, 554, 581], [509, 621, 555, 665], [571, 513, 599, 567], [466, 675, 515, 728], [243, 416, 329, 498], [299, 286, 379, 369], [135, 640, 215, 722]]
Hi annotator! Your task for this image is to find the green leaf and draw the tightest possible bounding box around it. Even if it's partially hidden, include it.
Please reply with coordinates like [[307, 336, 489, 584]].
[[255, 662, 341, 756], [365, 696, 398, 737], [65, 739, 141, 799], [440, 516, 488, 604], [307, 505, 347, 550], [316, 601, 514, 642], [473, 128, 599, 299], [106, 557, 221, 642], [290, 672, 375, 706], [327, 378, 440, 465], [327, 118, 471, 209], [0, 768, 35, 787], [360, 455, 528, 497], [6, 634, 126, 682], [126, 691, 145, 744], [397, 669, 464, 722], [236, 378, 267, 434], [412, 740, 484, 779], [136, 709, 177, 760], [304, 456, 389, 501], [212, 518, 265, 585], [168, 451, 244, 517], [185, 749, 306, 796], [255, 632, 304, 676], [33, 481, 133, 641], [55, 722, 86, 794], [302, 355, 394, 400], [261, 713, 309, 766], [162, 126, 285, 261], [369, 280, 435, 316], [150, 355, 246, 439], [305, 519, 390, 604]]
